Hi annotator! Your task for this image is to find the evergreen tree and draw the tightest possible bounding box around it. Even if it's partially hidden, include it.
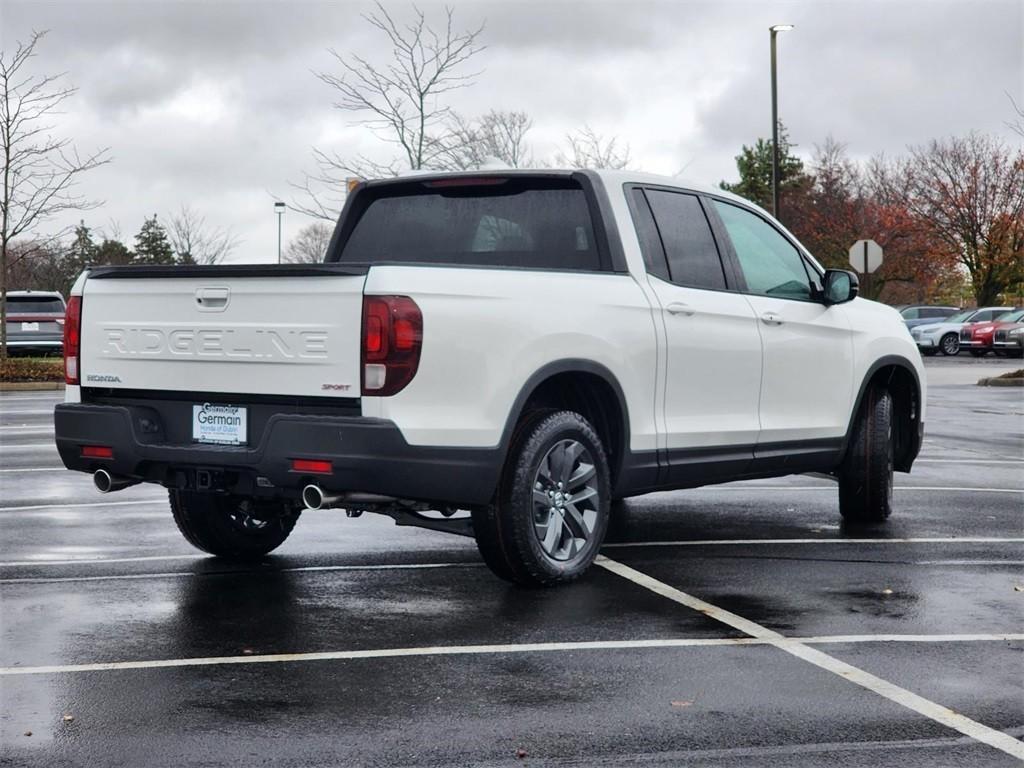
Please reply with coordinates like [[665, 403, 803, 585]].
[[64, 221, 98, 272], [95, 238, 133, 266], [133, 215, 175, 265], [720, 125, 810, 219]]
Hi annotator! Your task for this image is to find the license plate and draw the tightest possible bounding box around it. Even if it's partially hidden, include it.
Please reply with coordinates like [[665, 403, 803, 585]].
[[21, 322, 39, 331], [192, 403, 247, 445]]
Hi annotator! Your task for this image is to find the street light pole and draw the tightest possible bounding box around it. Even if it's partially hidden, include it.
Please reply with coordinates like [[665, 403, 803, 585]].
[[769, 24, 793, 221], [274, 202, 286, 263]]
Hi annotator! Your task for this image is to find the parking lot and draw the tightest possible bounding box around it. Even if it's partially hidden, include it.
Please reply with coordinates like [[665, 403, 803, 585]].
[[1, 357, 1022, 767]]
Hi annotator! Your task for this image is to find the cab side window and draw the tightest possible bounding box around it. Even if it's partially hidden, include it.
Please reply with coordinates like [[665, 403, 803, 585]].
[[712, 200, 814, 301], [644, 190, 727, 290]]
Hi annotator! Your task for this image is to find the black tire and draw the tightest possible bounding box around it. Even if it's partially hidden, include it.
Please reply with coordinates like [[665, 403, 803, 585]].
[[969, 349, 987, 357], [471, 410, 611, 587], [939, 333, 959, 356], [169, 490, 300, 560], [838, 387, 894, 524], [921, 348, 937, 356]]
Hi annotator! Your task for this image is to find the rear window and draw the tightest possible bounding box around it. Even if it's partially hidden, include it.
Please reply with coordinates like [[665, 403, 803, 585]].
[[4, 296, 64, 314], [336, 179, 602, 271]]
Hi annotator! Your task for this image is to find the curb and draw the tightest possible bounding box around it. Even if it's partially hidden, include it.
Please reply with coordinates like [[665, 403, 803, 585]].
[[977, 378, 1024, 387], [0, 381, 65, 391]]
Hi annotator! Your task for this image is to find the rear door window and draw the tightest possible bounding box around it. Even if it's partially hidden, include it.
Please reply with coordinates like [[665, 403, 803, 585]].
[[643, 190, 727, 290], [337, 180, 602, 272]]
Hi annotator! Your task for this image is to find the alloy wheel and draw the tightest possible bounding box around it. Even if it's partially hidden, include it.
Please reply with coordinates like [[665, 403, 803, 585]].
[[531, 439, 600, 562]]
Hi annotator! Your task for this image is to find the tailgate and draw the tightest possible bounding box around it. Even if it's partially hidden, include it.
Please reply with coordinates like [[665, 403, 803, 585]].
[[79, 266, 366, 398]]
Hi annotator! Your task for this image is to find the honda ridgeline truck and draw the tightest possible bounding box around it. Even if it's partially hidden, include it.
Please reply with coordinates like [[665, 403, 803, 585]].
[[55, 170, 925, 585]]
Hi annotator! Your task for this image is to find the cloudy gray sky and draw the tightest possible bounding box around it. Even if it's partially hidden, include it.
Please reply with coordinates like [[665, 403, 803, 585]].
[[3, 0, 1022, 263]]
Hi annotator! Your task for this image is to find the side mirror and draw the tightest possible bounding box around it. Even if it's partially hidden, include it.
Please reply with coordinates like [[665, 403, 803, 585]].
[[823, 269, 859, 305]]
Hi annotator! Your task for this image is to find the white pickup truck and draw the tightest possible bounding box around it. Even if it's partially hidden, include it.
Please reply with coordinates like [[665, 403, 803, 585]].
[[55, 170, 924, 585]]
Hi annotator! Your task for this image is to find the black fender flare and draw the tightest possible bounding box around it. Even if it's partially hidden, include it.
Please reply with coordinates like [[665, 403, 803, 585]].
[[495, 358, 632, 475], [841, 354, 923, 471]]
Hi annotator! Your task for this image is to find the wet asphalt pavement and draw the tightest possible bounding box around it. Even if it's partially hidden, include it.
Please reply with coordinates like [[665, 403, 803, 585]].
[[1, 357, 1022, 767]]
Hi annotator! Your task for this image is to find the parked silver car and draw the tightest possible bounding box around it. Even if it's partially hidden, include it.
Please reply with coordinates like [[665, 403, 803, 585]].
[[910, 306, 1014, 356]]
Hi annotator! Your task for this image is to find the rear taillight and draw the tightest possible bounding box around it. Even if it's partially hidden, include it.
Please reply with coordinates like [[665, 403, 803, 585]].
[[361, 296, 422, 396], [63, 296, 82, 385]]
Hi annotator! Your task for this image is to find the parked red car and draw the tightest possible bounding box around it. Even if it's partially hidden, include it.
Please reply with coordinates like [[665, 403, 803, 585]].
[[959, 309, 1024, 356]]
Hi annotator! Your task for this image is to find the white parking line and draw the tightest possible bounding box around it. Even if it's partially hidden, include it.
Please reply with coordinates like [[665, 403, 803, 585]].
[[2, 633, 1022, 678], [0, 466, 64, 473], [3, 537, 1021, 569], [597, 556, 1024, 761], [0, 499, 160, 512], [0, 553, 205, 567], [916, 458, 1024, 465], [0, 561, 482, 585], [603, 537, 1024, 549], [700, 486, 1024, 494]]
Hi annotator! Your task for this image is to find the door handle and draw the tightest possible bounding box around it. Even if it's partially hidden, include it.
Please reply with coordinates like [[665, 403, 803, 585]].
[[666, 302, 696, 316], [760, 311, 784, 325]]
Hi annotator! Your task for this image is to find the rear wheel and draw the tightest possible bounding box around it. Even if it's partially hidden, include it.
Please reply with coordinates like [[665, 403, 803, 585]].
[[969, 349, 988, 357], [940, 333, 959, 356], [169, 491, 300, 559], [472, 410, 611, 586], [838, 387, 893, 524]]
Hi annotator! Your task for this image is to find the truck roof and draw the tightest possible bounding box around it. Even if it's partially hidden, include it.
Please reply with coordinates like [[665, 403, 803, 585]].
[[387, 167, 767, 214]]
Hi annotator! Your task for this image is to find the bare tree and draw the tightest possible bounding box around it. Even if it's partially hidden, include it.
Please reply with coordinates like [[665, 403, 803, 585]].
[[434, 109, 534, 170], [876, 133, 1024, 306], [0, 31, 110, 359], [1007, 91, 1024, 138], [292, 2, 486, 220], [556, 125, 631, 170], [165, 205, 239, 265], [283, 222, 334, 264]]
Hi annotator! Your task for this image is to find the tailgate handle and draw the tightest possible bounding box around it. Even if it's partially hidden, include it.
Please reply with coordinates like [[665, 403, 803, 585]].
[[195, 287, 230, 311]]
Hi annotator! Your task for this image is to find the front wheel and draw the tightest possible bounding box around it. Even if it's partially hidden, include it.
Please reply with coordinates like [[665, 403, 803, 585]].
[[940, 333, 959, 356], [838, 387, 893, 524], [472, 410, 611, 586], [169, 491, 300, 559]]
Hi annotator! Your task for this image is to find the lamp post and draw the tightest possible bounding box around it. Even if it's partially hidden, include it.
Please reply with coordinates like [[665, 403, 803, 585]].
[[769, 24, 793, 221], [274, 201, 286, 263]]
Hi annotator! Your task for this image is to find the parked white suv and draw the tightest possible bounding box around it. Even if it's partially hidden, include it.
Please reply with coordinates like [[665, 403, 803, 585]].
[[55, 170, 925, 585]]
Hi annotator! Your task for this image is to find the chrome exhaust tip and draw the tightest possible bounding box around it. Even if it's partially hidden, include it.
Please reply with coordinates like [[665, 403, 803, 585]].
[[93, 469, 137, 493], [301, 484, 324, 510], [302, 484, 346, 511]]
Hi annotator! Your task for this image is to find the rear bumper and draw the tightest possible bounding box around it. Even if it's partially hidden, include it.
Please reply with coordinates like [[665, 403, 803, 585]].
[[54, 403, 501, 506], [3, 338, 62, 353]]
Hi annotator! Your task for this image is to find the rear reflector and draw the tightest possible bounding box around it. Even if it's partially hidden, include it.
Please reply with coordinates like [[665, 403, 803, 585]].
[[291, 459, 333, 474], [82, 445, 113, 459], [63, 296, 82, 385]]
